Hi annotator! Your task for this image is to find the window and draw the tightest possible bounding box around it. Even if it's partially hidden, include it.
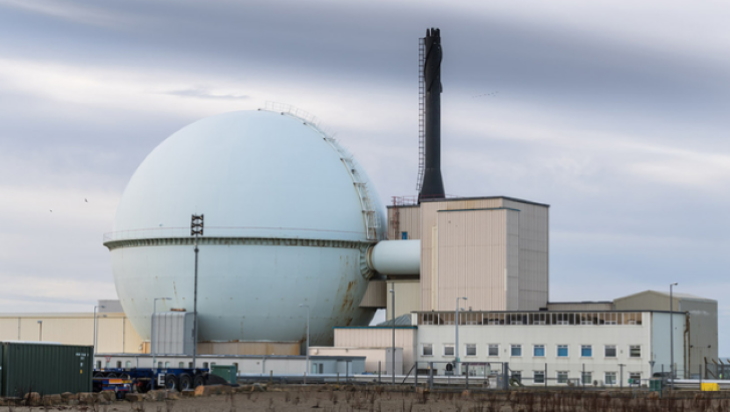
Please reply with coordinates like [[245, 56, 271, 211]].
[[116, 361, 122, 368], [466, 344, 477, 356], [533, 344, 545, 357], [581, 345, 592, 357], [444, 345, 454, 356], [557, 371, 568, 384], [178, 362, 184, 368], [125, 361, 132, 368], [511, 371, 521, 383], [188, 362, 193, 368], [557, 345, 568, 357], [605, 345, 616, 357], [581, 371, 592, 385], [511, 344, 522, 357], [605, 372, 616, 385], [629, 372, 641, 385], [422, 344, 433, 356], [233, 362, 239, 372], [629, 345, 641, 358], [488, 344, 499, 357], [96, 361, 101, 369], [157, 361, 162, 368], [534, 371, 545, 384], [203, 362, 209, 368], [164, 361, 170, 368]]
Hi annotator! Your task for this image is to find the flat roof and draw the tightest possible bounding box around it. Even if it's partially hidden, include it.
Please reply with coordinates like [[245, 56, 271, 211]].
[[547, 301, 614, 305], [387, 196, 550, 208], [334, 326, 417, 329], [413, 310, 684, 314], [614, 290, 716, 303], [96, 353, 367, 360]]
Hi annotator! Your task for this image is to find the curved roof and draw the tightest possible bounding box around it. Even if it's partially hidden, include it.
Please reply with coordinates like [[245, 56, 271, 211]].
[[111, 110, 384, 243]]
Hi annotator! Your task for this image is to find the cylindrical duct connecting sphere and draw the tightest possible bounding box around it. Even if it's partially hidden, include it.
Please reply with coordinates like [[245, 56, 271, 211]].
[[367, 240, 421, 276]]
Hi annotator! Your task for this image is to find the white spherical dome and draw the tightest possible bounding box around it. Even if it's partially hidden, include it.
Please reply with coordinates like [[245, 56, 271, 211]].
[[106, 110, 385, 345]]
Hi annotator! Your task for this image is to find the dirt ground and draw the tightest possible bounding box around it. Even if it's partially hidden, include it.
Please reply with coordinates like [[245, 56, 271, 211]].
[[4, 388, 730, 412]]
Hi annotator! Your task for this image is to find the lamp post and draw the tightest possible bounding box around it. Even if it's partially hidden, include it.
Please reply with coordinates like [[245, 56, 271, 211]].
[[93, 305, 105, 354], [37, 320, 42, 341], [191, 214, 204, 369], [390, 286, 395, 384], [454, 297, 467, 375], [669, 282, 678, 389], [153, 297, 172, 370], [299, 304, 310, 384]]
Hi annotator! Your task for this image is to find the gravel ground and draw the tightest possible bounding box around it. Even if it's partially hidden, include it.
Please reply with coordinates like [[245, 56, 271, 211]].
[[3, 388, 730, 412]]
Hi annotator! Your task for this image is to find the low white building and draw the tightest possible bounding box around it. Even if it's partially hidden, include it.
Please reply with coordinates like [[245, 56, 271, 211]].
[[412, 310, 685, 386]]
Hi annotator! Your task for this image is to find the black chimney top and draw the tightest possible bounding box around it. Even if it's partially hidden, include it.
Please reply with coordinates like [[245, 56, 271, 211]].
[[418, 27, 445, 202]]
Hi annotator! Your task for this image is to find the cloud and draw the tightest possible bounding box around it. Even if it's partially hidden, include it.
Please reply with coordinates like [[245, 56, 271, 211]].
[[2, 0, 730, 353], [163, 88, 250, 101], [0, 0, 129, 28]]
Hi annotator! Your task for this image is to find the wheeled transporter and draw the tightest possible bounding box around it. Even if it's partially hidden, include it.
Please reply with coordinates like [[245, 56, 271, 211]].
[[93, 368, 209, 396]]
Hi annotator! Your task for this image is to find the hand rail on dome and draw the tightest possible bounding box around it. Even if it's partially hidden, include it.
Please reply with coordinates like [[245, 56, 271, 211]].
[[102, 226, 371, 243]]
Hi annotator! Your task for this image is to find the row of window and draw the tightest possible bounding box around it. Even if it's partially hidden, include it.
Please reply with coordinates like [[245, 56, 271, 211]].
[[513, 370, 641, 385], [422, 343, 641, 358], [418, 311, 643, 326]]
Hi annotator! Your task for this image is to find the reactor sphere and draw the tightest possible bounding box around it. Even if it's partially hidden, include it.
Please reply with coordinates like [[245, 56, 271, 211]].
[[105, 109, 385, 346]]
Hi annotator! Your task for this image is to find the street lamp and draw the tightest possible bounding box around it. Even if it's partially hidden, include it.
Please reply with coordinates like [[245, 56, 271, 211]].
[[299, 304, 310, 384], [191, 214, 204, 369], [37, 320, 42, 341], [153, 297, 172, 370], [93, 305, 105, 354], [669, 282, 678, 389], [454, 297, 467, 375], [389, 286, 395, 384]]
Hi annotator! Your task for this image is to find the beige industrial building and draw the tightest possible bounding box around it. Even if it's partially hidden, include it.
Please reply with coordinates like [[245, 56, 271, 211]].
[[332, 196, 719, 383], [0, 300, 145, 353]]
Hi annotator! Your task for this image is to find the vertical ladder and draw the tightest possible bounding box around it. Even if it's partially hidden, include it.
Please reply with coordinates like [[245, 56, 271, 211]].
[[416, 37, 426, 192]]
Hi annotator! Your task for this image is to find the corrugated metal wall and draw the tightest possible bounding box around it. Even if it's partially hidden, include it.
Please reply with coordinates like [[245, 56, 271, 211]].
[[420, 198, 548, 312], [503, 199, 549, 310], [387, 205, 421, 240], [436, 208, 513, 311], [0, 313, 145, 353], [197, 341, 300, 356], [614, 291, 718, 373], [359, 280, 387, 308], [334, 328, 417, 370], [385, 280, 421, 320], [0, 342, 92, 397]]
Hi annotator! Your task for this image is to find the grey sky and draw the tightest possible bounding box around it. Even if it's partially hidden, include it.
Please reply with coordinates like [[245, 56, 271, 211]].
[[1, 0, 729, 353]]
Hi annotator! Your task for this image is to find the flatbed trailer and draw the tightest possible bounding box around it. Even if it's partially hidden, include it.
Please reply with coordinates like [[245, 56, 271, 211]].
[[93, 367, 210, 395]]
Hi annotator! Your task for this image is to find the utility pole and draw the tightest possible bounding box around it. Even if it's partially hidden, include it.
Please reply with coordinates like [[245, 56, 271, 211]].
[[669, 282, 678, 390], [454, 297, 467, 375], [390, 285, 395, 384], [191, 214, 204, 369], [299, 304, 310, 384], [93, 305, 105, 354]]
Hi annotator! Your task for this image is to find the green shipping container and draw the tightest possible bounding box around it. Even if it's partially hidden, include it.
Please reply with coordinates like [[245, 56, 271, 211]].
[[210, 364, 238, 385], [0, 342, 92, 397]]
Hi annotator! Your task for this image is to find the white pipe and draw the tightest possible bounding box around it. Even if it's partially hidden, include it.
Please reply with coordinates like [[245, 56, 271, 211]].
[[367, 240, 420, 275]]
